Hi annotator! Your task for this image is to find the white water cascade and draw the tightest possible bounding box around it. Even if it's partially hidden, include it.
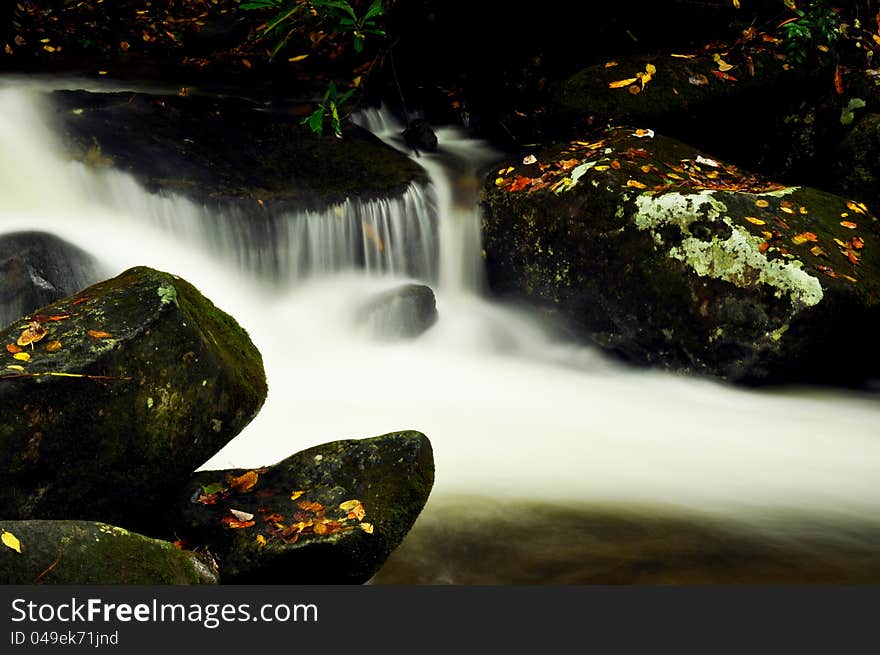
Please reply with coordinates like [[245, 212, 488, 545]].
[[2, 81, 880, 581]]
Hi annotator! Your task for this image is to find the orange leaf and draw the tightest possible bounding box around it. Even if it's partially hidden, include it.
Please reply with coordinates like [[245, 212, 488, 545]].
[[840, 221, 858, 229], [87, 330, 113, 339], [5, 343, 22, 354], [228, 470, 259, 493], [507, 176, 532, 192], [45, 341, 62, 353], [17, 322, 46, 347], [221, 517, 255, 529], [792, 232, 818, 245], [834, 65, 844, 95], [851, 236, 865, 250], [711, 70, 737, 82], [626, 179, 648, 189], [297, 500, 324, 512]]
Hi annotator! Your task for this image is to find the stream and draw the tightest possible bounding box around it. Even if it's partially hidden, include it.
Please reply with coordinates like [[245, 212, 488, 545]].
[[2, 79, 880, 582]]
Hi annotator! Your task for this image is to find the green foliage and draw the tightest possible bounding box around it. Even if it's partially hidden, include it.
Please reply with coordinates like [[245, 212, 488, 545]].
[[303, 81, 357, 137], [237, 0, 386, 136], [780, 1, 841, 65]]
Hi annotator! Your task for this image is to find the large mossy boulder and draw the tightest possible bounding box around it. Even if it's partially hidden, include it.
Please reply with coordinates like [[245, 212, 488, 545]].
[[0, 231, 105, 329], [49, 90, 427, 211], [0, 266, 267, 529], [173, 431, 434, 584], [481, 127, 880, 384], [0, 520, 217, 584]]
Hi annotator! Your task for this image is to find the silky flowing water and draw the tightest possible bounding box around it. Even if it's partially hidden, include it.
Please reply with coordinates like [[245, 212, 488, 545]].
[[2, 81, 879, 582]]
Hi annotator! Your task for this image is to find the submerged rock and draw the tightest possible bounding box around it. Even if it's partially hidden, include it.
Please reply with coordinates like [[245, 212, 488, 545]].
[[481, 127, 880, 384], [402, 120, 438, 153], [357, 284, 438, 340], [173, 431, 434, 584], [0, 231, 105, 329], [0, 520, 217, 584], [0, 266, 267, 529]]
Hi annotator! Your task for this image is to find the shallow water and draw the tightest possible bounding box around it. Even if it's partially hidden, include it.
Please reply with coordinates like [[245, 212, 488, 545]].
[[2, 81, 879, 582]]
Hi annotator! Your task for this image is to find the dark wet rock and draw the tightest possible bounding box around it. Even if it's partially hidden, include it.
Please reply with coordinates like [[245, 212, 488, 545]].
[[833, 112, 880, 209], [0, 266, 267, 530], [357, 284, 438, 340], [403, 120, 438, 153], [172, 431, 434, 584], [0, 231, 105, 329], [0, 520, 217, 584], [48, 90, 427, 212], [481, 127, 880, 384]]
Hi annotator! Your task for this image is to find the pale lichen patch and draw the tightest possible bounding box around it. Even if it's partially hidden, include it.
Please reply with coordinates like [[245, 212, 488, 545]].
[[633, 190, 823, 309]]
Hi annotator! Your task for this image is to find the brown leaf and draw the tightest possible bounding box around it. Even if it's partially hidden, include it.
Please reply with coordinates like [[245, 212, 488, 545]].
[[45, 340, 62, 353], [87, 330, 113, 339], [507, 176, 532, 193], [17, 322, 46, 347], [228, 470, 259, 493], [297, 500, 324, 512], [221, 516, 255, 529]]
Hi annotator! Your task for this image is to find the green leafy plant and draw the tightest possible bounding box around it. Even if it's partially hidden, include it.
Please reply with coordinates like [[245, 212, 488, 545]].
[[780, 0, 841, 65], [237, 0, 386, 136], [304, 80, 357, 137]]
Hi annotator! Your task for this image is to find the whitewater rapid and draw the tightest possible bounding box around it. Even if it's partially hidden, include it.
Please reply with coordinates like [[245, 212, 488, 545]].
[[1, 81, 879, 543]]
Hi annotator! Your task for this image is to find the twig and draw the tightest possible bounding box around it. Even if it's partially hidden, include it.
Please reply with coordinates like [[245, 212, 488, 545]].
[[33, 550, 64, 585], [0, 372, 133, 382]]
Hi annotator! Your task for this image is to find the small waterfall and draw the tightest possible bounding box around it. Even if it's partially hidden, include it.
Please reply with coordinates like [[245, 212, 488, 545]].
[[74, 166, 439, 284]]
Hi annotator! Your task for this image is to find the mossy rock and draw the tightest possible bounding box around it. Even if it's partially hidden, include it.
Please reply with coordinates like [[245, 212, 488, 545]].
[[0, 266, 267, 529], [49, 90, 427, 212], [0, 520, 217, 584], [481, 127, 880, 384], [172, 431, 434, 584]]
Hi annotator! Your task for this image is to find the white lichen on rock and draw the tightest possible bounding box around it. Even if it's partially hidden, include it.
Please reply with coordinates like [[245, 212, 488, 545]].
[[633, 190, 823, 309]]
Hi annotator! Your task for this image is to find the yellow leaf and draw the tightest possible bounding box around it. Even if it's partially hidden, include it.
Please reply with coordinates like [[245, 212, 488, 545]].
[[339, 499, 361, 512], [287, 54, 309, 62], [604, 61, 618, 68], [846, 200, 866, 214], [609, 77, 639, 89], [840, 221, 858, 229], [645, 64, 657, 75], [12, 352, 29, 362], [256, 534, 267, 548], [594, 165, 610, 171], [670, 53, 696, 59], [626, 180, 648, 189], [290, 490, 305, 501], [45, 340, 62, 353], [5, 365, 24, 372], [745, 216, 766, 225], [755, 199, 770, 208], [733, 0, 740, 8], [359, 523, 374, 534], [1, 530, 21, 553], [17, 321, 46, 347]]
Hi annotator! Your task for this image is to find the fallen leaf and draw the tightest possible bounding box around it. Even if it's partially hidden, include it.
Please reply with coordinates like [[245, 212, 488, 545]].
[[604, 61, 618, 68], [671, 53, 697, 59], [810, 245, 827, 257], [87, 330, 113, 339], [713, 53, 734, 72], [13, 352, 29, 362], [522, 154, 537, 165], [359, 523, 374, 534], [758, 241, 771, 254], [1, 530, 22, 553], [339, 499, 361, 512], [609, 77, 640, 89], [256, 534, 267, 548], [290, 490, 305, 501], [842, 274, 858, 283], [688, 74, 709, 86], [817, 265, 837, 278], [297, 500, 324, 512], [228, 470, 259, 493], [711, 70, 738, 82], [695, 155, 720, 168], [45, 341, 62, 353], [840, 221, 858, 229], [626, 180, 648, 189], [221, 517, 255, 529], [846, 200, 867, 214], [6, 365, 24, 372], [5, 344, 22, 354], [201, 482, 226, 496], [230, 509, 255, 522], [287, 54, 309, 62], [792, 232, 818, 244], [755, 199, 770, 208], [852, 236, 865, 250], [197, 494, 219, 505], [17, 322, 46, 347], [507, 176, 532, 192], [632, 129, 654, 138], [745, 217, 766, 225], [834, 65, 844, 95]]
